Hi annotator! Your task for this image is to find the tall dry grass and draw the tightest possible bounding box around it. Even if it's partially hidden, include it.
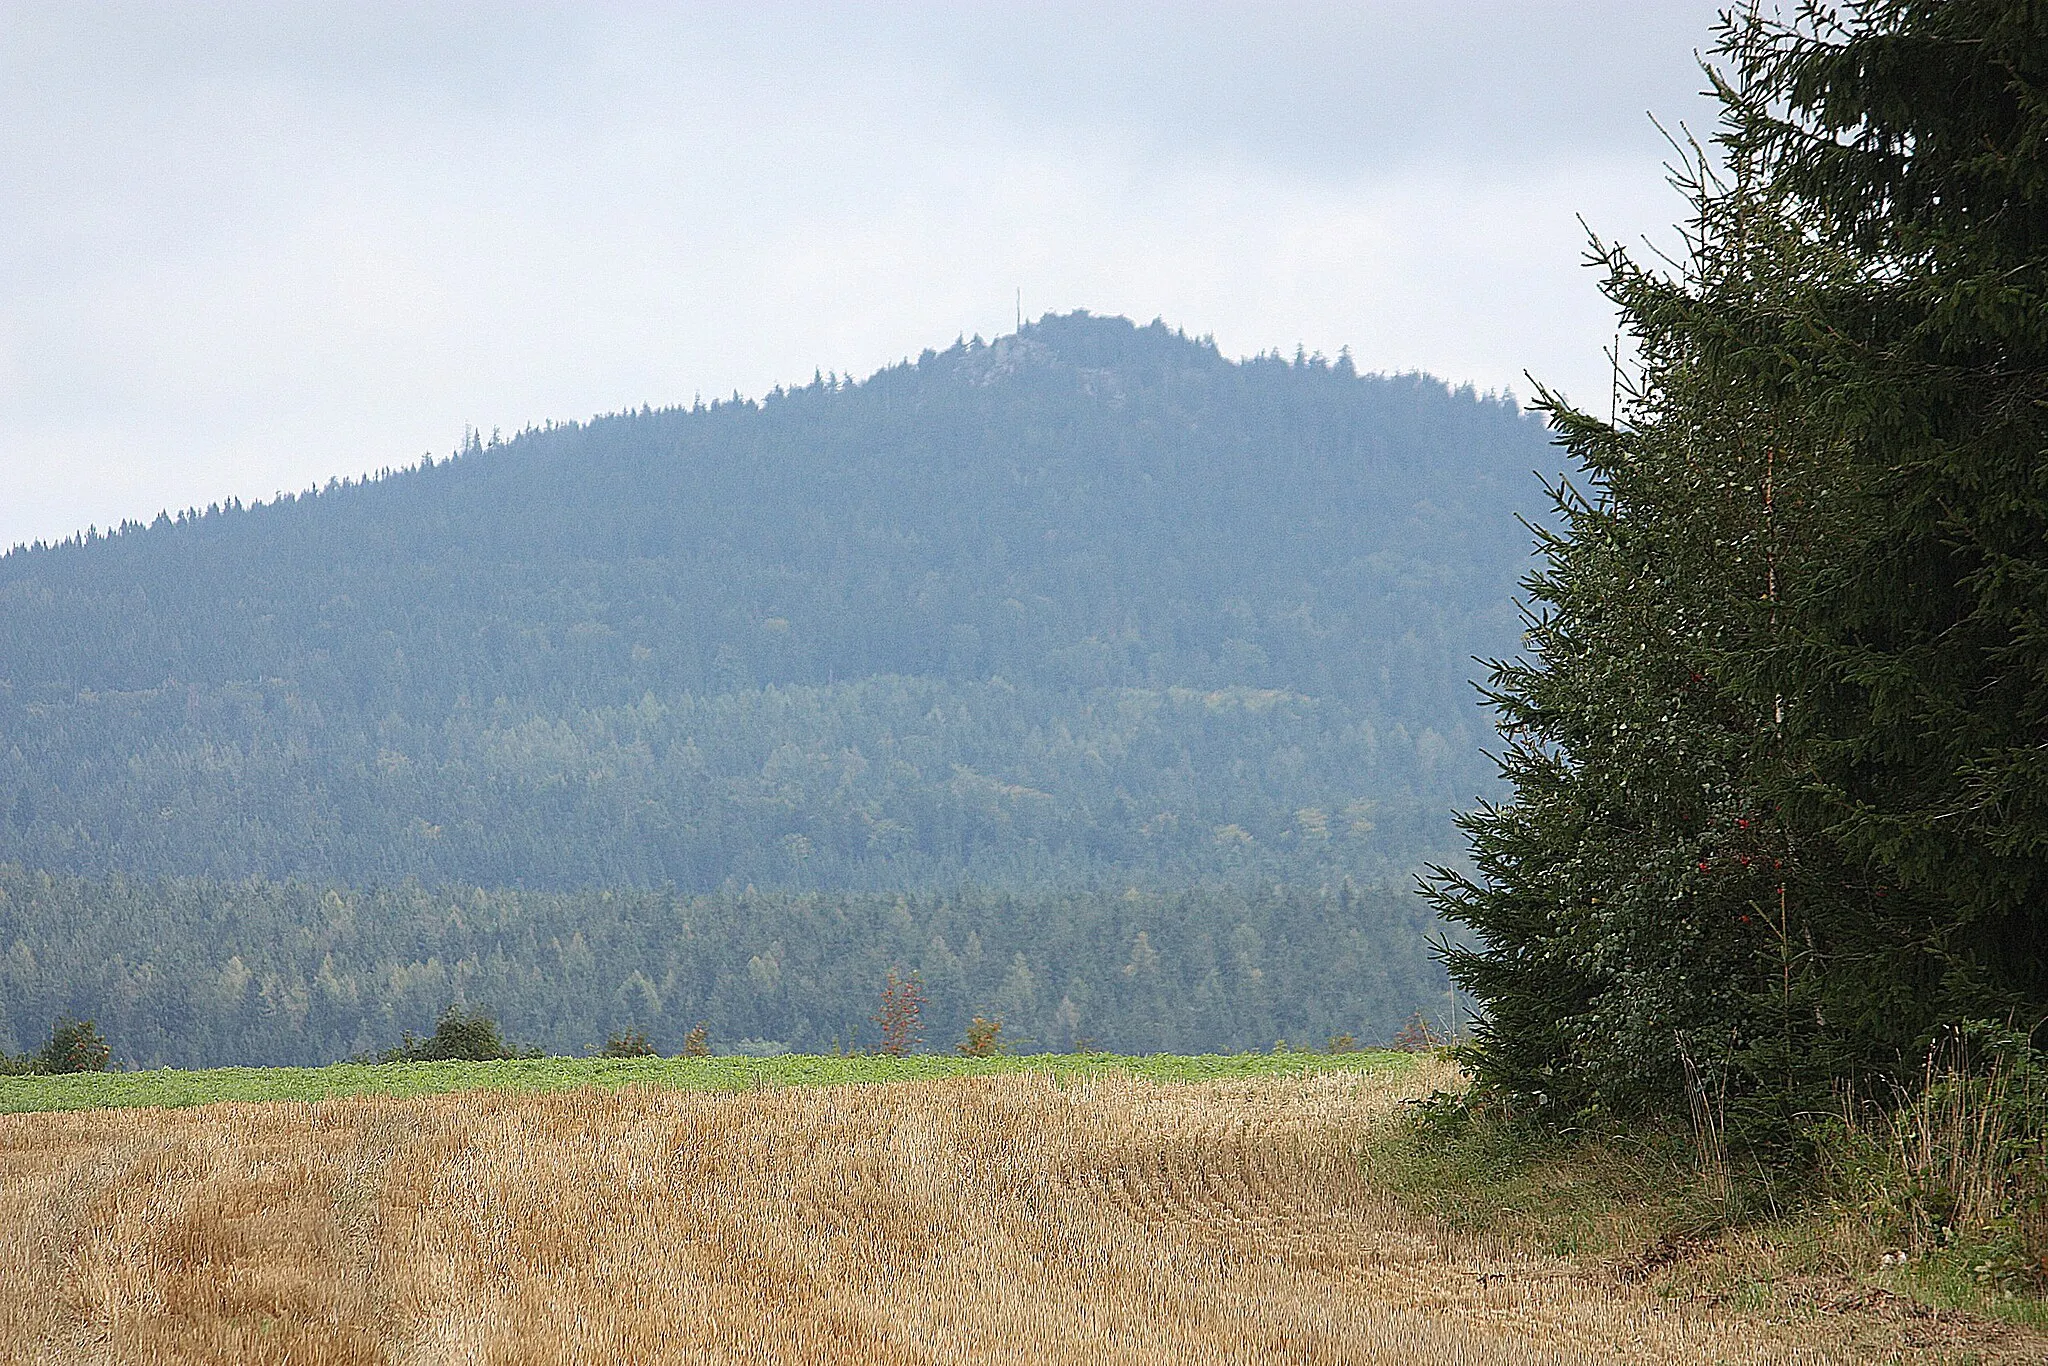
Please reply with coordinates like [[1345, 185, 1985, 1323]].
[[1820, 1029, 2048, 1297], [0, 1061, 2008, 1364], [1887, 1039, 2043, 1253]]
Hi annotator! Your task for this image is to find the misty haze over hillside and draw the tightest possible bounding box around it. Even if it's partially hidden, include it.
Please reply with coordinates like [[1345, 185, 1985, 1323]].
[[0, 314, 1551, 893]]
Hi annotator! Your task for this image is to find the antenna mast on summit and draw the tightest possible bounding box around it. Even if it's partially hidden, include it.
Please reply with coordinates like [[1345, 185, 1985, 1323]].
[[1016, 288, 1022, 334]]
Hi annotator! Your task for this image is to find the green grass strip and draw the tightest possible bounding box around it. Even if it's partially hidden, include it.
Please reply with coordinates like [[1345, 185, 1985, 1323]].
[[0, 1050, 1411, 1115]]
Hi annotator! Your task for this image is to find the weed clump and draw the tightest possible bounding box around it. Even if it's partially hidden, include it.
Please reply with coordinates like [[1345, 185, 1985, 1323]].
[[1821, 1027, 2048, 1298]]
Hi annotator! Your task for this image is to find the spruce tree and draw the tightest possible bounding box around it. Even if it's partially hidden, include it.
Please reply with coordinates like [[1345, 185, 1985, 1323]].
[[1432, 1, 2048, 1132], [1738, 0, 2048, 1028]]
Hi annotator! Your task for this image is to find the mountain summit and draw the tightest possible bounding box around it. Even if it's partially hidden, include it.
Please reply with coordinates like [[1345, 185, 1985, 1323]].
[[0, 314, 1548, 889]]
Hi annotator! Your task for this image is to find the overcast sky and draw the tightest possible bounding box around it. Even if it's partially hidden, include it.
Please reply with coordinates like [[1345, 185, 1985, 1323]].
[[2, 2, 1729, 551]]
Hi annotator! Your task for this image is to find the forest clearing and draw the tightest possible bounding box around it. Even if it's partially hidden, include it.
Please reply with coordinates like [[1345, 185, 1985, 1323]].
[[2, 1058, 2036, 1365]]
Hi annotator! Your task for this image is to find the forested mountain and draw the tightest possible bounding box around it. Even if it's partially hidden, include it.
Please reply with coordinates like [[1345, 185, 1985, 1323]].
[[0, 313, 1548, 890]]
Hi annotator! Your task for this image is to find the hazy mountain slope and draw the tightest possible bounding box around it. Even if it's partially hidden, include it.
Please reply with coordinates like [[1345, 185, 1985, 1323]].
[[0, 314, 1549, 889]]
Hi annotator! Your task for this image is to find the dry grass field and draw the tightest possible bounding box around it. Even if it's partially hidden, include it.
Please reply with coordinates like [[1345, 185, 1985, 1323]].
[[0, 1059, 2033, 1364]]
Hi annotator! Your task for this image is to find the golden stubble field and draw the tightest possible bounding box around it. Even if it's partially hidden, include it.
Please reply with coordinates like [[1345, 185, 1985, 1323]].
[[0, 1060, 2026, 1365]]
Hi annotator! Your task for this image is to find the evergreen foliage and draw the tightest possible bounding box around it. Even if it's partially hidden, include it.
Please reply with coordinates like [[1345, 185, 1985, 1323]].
[[1432, 2, 2048, 1134]]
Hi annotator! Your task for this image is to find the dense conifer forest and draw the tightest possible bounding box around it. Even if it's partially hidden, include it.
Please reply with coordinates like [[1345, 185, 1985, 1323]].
[[0, 866, 1441, 1067]]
